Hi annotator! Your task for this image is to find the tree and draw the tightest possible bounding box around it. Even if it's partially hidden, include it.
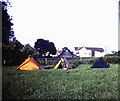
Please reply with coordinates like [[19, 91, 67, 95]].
[[2, 1, 16, 66], [2, 1, 37, 66], [47, 42, 57, 55], [2, 40, 24, 66], [34, 38, 57, 57], [21, 44, 36, 59], [2, 1, 14, 44]]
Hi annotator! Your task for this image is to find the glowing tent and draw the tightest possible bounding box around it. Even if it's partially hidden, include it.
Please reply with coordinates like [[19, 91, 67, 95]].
[[54, 58, 72, 70], [16, 57, 45, 70], [90, 57, 110, 68]]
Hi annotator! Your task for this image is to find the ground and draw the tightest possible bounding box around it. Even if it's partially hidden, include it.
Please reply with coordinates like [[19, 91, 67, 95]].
[[2, 64, 118, 100]]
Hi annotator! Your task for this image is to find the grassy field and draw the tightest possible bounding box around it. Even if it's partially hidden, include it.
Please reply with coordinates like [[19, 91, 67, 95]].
[[2, 64, 118, 100]]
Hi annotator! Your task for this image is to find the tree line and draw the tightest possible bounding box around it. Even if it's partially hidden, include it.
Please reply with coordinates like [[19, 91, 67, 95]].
[[2, 1, 57, 66]]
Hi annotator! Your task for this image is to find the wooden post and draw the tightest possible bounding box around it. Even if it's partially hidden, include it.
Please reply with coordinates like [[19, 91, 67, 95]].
[[45, 58, 47, 65], [80, 57, 82, 63]]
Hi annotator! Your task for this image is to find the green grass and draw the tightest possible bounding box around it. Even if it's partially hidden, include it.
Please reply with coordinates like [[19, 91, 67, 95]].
[[2, 64, 118, 100]]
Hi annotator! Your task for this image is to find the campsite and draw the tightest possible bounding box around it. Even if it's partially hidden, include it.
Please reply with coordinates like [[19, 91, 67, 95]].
[[2, 58, 119, 100], [2, 0, 119, 100]]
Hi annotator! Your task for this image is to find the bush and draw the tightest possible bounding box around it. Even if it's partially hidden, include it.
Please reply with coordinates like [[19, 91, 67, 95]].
[[79, 56, 120, 64], [104, 56, 120, 64], [69, 58, 82, 67], [37, 57, 82, 68], [36, 56, 119, 68], [86, 58, 98, 64]]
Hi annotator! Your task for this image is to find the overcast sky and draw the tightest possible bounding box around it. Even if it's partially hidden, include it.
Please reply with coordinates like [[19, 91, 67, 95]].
[[8, 0, 118, 52]]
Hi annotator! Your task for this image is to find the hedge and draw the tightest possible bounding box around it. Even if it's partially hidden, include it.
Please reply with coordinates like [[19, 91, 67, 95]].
[[36, 56, 120, 68]]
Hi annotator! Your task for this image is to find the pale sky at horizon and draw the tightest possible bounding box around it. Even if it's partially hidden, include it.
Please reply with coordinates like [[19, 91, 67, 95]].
[[7, 0, 118, 52]]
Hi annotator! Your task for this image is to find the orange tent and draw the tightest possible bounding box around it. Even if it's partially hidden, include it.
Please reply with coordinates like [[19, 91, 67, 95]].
[[16, 57, 45, 70]]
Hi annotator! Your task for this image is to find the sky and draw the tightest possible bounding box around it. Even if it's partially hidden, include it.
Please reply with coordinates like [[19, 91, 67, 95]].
[[7, 0, 118, 52]]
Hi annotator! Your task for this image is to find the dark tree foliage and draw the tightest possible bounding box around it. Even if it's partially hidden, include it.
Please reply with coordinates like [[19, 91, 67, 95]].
[[2, 40, 36, 66], [34, 38, 57, 57], [2, 40, 24, 66], [2, 1, 14, 44], [2, 1, 36, 66], [21, 44, 36, 59]]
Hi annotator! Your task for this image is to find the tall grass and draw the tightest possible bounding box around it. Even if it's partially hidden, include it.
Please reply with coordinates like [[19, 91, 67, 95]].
[[2, 64, 118, 100]]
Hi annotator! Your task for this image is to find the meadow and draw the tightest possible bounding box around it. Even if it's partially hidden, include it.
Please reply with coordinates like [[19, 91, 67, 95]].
[[2, 64, 118, 100]]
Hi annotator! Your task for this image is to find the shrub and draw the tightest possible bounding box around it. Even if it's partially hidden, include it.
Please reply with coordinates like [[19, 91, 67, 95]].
[[104, 56, 120, 64], [36, 56, 120, 68], [78, 56, 120, 64]]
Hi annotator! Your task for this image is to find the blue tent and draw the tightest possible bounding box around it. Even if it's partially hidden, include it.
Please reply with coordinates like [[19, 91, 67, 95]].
[[90, 57, 110, 68]]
